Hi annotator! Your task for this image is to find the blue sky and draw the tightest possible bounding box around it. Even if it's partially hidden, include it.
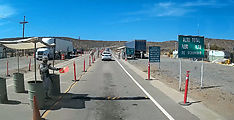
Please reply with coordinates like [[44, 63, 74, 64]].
[[0, 0, 234, 42]]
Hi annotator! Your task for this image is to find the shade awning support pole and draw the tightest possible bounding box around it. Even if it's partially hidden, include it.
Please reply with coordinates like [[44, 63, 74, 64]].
[[17, 50, 20, 73], [34, 42, 37, 82]]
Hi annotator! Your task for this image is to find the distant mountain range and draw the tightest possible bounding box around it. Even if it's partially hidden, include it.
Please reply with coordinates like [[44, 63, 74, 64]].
[[1, 37, 234, 53], [58, 37, 234, 53]]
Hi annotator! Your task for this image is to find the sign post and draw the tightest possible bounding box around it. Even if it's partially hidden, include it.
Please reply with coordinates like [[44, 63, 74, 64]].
[[178, 35, 205, 90], [179, 59, 182, 91]]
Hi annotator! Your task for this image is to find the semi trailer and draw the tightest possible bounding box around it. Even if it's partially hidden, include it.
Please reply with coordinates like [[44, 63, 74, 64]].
[[36, 38, 73, 60], [125, 40, 146, 58]]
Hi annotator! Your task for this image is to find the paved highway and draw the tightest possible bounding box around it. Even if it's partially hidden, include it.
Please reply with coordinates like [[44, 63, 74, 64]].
[[43, 56, 199, 120], [0, 53, 202, 120]]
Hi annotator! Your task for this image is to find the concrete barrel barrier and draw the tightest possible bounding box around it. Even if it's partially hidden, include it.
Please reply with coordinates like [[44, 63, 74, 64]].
[[13, 73, 25, 93], [0, 77, 8, 104], [28, 81, 45, 109], [49, 74, 60, 96]]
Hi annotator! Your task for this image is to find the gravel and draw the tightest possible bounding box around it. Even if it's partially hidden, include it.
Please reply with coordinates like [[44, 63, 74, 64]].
[[127, 56, 234, 95]]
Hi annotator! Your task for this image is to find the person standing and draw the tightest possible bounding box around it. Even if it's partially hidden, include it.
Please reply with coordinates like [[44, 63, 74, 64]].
[[39, 56, 61, 99]]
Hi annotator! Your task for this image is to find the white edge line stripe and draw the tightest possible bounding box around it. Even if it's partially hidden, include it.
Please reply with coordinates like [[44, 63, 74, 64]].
[[7, 84, 13, 87], [115, 57, 175, 120]]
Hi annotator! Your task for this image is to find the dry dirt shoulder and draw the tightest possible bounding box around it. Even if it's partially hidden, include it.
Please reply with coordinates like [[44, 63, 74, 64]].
[[128, 59, 234, 120]]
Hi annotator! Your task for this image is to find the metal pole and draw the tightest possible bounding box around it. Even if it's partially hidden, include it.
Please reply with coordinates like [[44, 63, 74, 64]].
[[53, 38, 56, 74], [159, 62, 160, 70], [6, 60, 9, 76], [34, 42, 37, 82], [20, 16, 28, 38], [23, 18, 25, 38], [17, 50, 19, 73], [179, 59, 182, 91], [200, 58, 204, 88]]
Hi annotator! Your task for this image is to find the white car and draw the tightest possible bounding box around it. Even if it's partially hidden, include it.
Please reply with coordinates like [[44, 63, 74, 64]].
[[102, 51, 112, 61]]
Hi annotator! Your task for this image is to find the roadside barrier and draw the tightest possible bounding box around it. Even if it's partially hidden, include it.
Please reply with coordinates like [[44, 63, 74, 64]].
[[125, 57, 127, 61], [13, 73, 25, 93], [89, 55, 91, 66], [179, 71, 191, 106], [49, 74, 60, 96], [148, 62, 150, 80], [6, 60, 10, 76], [61, 54, 65, 60], [32, 96, 42, 120], [0, 77, 8, 104], [29, 58, 31, 71], [28, 81, 45, 109], [73, 61, 77, 81]]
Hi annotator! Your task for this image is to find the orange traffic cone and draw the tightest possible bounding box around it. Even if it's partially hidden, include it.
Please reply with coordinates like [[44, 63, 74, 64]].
[[33, 96, 41, 120]]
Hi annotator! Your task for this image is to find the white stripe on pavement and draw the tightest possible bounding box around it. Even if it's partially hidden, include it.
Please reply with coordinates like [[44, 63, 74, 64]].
[[7, 84, 13, 87], [115, 57, 175, 120]]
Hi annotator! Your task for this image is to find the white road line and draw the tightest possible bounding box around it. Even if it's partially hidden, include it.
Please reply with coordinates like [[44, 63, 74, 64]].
[[7, 84, 13, 87], [114, 57, 175, 120]]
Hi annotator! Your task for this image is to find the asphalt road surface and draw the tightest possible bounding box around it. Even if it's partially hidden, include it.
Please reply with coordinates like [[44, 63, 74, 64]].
[[0, 54, 200, 120], [43, 56, 199, 120]]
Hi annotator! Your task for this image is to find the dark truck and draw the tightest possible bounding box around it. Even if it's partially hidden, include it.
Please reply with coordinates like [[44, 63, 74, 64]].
[[125, 40, 146, 58]]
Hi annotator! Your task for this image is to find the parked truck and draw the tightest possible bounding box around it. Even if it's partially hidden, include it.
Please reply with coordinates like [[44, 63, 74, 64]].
[[125, 40, 146, 58], [36, 38, 73, 60]]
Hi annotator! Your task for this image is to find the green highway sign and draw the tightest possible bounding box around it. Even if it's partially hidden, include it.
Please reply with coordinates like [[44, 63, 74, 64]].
[[149, 46, 160, 63], [126, 47, 135, 55], [178, 35, 205, 58]]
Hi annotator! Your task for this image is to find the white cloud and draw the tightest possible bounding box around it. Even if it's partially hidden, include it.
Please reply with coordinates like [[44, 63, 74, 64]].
[[115, 0, 232, 24], [183, 1, 216, 7], [126, 0, 230, 17], [182, 0, 228, 7], [127, 2, 194, 17], [158, 2, 173, 8], [152, 2, 194, 17], [0, 5, 15, 19]]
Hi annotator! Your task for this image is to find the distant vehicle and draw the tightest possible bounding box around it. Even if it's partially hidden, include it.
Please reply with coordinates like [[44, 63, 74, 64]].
[[125, 40, 146, 58], [102, 51, 112, 61], [77, 49, 84, 54], [36, 38, 73, 60], [105, 48, 110, 52], [125, 47, 135, 59]]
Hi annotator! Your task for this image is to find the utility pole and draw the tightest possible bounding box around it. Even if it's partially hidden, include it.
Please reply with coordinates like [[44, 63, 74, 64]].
[[20, 16, 28, 38], [20, 16, 28, 56], [197, 23, 200, 35]]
